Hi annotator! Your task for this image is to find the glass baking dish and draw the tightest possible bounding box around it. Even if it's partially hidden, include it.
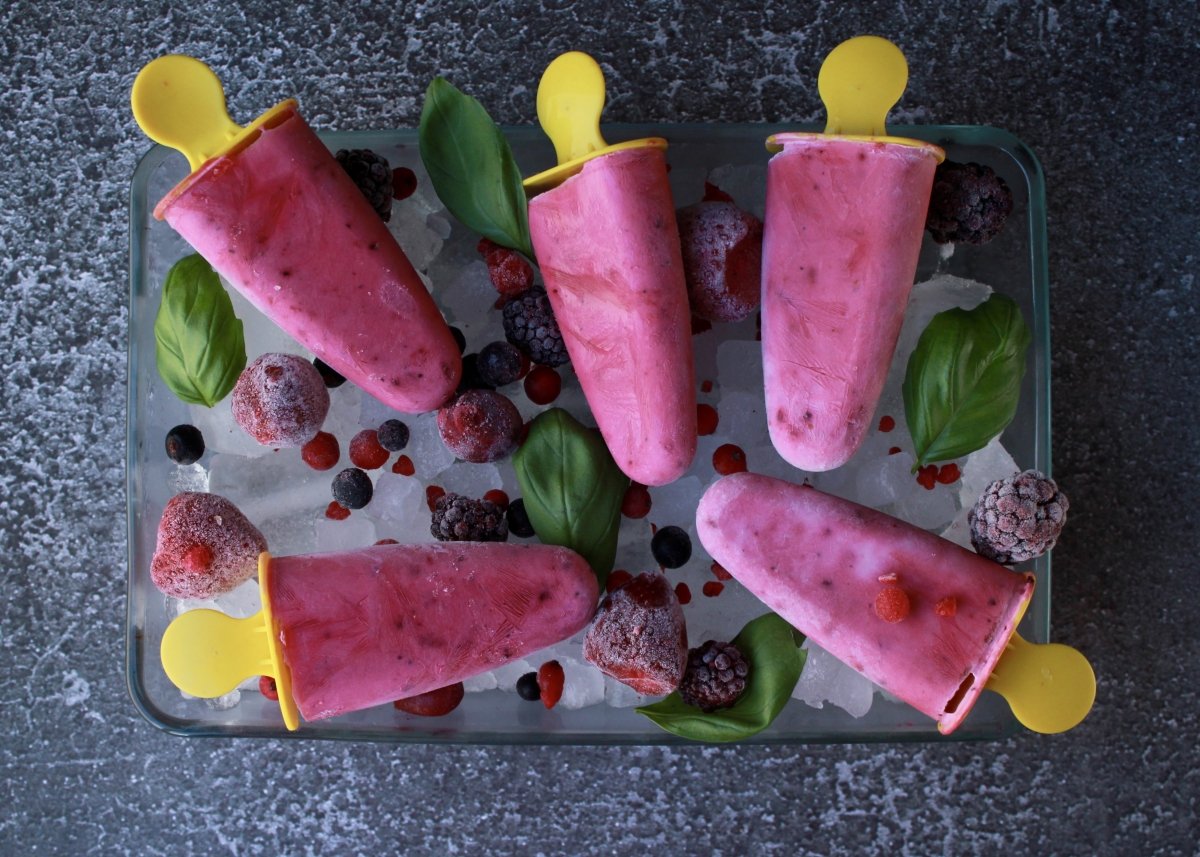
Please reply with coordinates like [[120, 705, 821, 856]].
[[127, 123, 1051, 743]]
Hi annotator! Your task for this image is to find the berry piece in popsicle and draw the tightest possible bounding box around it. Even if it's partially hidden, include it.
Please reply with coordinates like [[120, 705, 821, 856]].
[[150, 492, 267, 599], [231, 353, 330, 448], [583, 572, 688, 695]]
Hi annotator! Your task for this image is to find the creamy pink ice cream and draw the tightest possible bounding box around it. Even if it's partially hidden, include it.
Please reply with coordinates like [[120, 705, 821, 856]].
[[266, 542, 598, 721], [156, 107, 461, 413], [697, 472, 1033, 734], [761, 134, 940, 471], [528, 146, 696, 486]]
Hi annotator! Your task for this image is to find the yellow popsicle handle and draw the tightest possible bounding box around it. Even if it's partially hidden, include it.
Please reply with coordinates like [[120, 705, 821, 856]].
[[132, 55, 247, 172], [818, 35, 909, 137], [986, 632, 1096, 734]]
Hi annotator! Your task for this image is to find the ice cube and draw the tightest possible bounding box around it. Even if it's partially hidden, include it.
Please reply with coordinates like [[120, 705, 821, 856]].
[[189, 396, 269, 458], [557, 657, 606, 710], [368, 472, 425, 524], [212, 578, 262, 619], [854, 450, 917, 509], [940, 509, 975, 550], [391, 204, 444, 274], [315, 512, 377, 552], [463, 671, 498, 693], [889, 481, 959, 531], [407, 410, 457, 478], [168, 462, 209, 494], [438, 461, 502, 499], [255, 512, 318, 556], [713, 390, 769, 453], [208, 449, 330, 523], [205, 689, 242, 710], [322, 384, 363, 440], [436, 260, 496, 344], [893, 275, 992, 371], [792, 641, 876, 718], [358, 391, 406, 431], [491, 659, 534, 691], [604, 676, 648, 708], [958, 436, 1019, 508]]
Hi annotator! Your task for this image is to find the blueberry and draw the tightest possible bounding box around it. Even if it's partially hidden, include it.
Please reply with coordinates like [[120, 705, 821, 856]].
[[506, 498, 536, 538], [331, 468, 373, 509], [449, 325, 467, 354], [457, 353, 495, 394], [651, 525, 692, 569], [313, 357, 346, 389], [165, 424, 205, 465], [477, 341, 523, 387], [516, 672, 541, 701], [377, 419, 410, 452]]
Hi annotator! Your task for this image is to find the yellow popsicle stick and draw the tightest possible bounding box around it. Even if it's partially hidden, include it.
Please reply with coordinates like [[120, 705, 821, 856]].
[[131, 54, 294, 173], [159, 552, 299, 730], [986, 632, 1096, 734], [524, 51, 665, 192]]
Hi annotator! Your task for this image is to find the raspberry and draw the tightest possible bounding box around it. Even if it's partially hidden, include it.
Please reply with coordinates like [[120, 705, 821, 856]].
[[301, 431, 340, 471], [678, 641, 750, 712], [875, 586, 911, 623], [150, 493, 266, 600], [231, 353, 330, 448], [505, 498, 535, 538], [516, 672, 541, 701], [165, 424, 204, 465], [674, 582, 692, 605], [312, 357, 346, 389], [503, 287, 569, 367], [377, 419, 410, 452], [713, 443, 747, 475], [391, 455, 415, 476], [537, 660, 565, 709], [926, 160, 1014, 245], [325, 501, 351, 520], [936, 463, 961, 484], [437, 389, 523, 463], [606, 569, 633, 593], [651, 526, 691, 569], [335, 148, 393, 221], [702, 581, 724, 598], [477, 341, 524, 387], [935, 596, 958, 618], [485, 246, 534, 297], [349, 429, 389, 470], [391, 166, 417, 201], [430, 493, 507, 542], [677, 200, 763, 322], [331, 468, 373, 510], [258, 675, 279, 701], [582, 572, 688, 695], [916, 465, 938, 490], [968, 470, 1069, 564], [483, 489, 510, 509], [393, 682, 465, 717], [621, 483, 652, 519], [425, 485, 446, 513], [523, 365, 561, 405], [696, 404, 719, 436], [878, 415, 896, 432]]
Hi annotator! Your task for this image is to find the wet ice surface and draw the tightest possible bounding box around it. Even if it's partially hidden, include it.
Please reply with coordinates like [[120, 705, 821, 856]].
[[148, 157, 1028, 724]]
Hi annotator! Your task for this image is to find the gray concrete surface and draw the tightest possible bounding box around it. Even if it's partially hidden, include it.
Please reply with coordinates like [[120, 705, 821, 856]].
[[2, 1, 1197, 853]]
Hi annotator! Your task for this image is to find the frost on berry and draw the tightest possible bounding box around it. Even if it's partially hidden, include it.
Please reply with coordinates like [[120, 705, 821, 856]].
[[582, 572, 687, 695]]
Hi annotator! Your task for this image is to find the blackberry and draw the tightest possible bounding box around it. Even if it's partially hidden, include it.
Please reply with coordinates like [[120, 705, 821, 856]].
[[335, 148, 393, 222], [678, 640, 750, 712], [506, 498, 536, 538], [516, 672, 541, 701], [313, 357, 346, 389], [431, 493, 508, 542], [165, 424, 205, 465], [477, 341, 524, 387], [377, 419, 410, 452], [968, 470, 1069, 564], [331, 468, 373, 510], [651, 526, 692, 569], [926, 161, 1013, 245], [502, 287, 569, 367]]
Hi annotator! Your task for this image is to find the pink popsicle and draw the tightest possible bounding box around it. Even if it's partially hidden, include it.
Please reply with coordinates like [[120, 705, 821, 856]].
[[761, 135, 939, 471], [266, 542, 598, 722], [696, 472, 1033, 734], [156, 106, 461, 413], [528, 146, 697, 486]]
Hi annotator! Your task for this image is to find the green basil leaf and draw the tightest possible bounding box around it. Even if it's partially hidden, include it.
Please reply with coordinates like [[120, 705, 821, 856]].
[[153, 254, 246, 407], [418, 77, 534, 260], [512, 408, 628, 590], [902, 294, 1031, 469], [636, 613, 806, 743]]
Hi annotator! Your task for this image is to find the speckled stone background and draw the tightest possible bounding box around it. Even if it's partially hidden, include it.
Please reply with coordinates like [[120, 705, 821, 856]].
[[2, 0, 1197, 853]]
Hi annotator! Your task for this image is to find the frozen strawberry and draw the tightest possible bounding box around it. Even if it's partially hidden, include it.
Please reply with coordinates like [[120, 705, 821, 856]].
[[437, 389, 523, 463], [676, 200, 763, 323], [150, 492, 267, 600], [231, 353, 330, 448], [582, 572, 688, 695], [392, 682, 465, 717]]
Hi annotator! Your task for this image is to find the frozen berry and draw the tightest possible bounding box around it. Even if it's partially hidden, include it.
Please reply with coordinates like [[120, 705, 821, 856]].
[[875, 586, 911, 623], [331, 468, 373, 510], [936, 463, 961, 485], [391, 166, 417, 201], [516, 672, 541, 701], [606, 569, 633, 593], [878, 415, 896, 432], [393, 682, 465, 717], [377, 419, 410, 452], [677, 200, 763, 322], [926, 160, 1014, 245], [375, 538, 399, 545], [621, 483, 652, 519], [916, 465, 938, 490], [449, 326, 467, 354], [457, 353, 495, 394], [651, 526, 692, 568], [431, 493, 507, 542], [582, 572, 688, 695], [324, 501, 351, 520], [437, 389, 523, 463], [710, 562, 732, 581], [391, 455, 415, 476], [483, 489, 510, 509], [335, 148, 393, 221], [537, 660, 565, 709], [696, 404, 719, 436], [503, 287, 569, 367], [968, 470, 1069, 564], [301, 431, 340, 471], [165, 424, 205, 465], [523, 365, 561, 405], [674, 582, 692, 605], [477, 341, 524, 387], [425, 485, 446, 512], [702, 581, 725, 598], [678, 640, 750, 712], [349, 429, 389, 469], [259, 675, 279, 701], [713, 443, 747, 475], [150, 493, 266, 599], [506, 498, 536, 538], [312, 357, 346, 389], [484, 244, 535, 297], [231, 353, 330, 448]]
